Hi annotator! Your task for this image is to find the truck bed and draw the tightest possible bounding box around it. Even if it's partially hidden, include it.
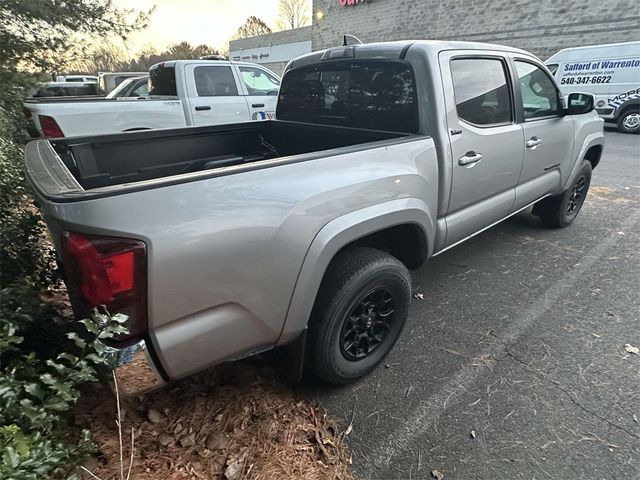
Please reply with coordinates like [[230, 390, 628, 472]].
[[32, 121, 409, 195]]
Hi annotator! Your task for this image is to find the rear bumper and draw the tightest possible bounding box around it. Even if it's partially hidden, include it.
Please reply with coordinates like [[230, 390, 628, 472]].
[[112, 340, 166, 395]]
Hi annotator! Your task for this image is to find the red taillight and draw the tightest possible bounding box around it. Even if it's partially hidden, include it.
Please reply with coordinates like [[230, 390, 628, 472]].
[[38, 115, 64, 138], [62, 232, 147, 346]]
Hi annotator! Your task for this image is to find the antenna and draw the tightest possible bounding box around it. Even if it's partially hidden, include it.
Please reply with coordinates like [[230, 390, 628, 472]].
[[342, 34, 363, 46]]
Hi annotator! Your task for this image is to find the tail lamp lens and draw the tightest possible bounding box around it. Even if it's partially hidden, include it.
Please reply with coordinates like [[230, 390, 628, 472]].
[[62, 232, 147, 346], [38, 115, 65, 138]]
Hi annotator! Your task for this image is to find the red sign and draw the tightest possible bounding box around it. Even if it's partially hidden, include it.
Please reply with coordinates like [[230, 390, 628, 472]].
[[339, 0, 366, 6]]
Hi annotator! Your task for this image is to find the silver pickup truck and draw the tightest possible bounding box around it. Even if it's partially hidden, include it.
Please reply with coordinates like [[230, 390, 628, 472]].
[[25, 40, 604, 392]]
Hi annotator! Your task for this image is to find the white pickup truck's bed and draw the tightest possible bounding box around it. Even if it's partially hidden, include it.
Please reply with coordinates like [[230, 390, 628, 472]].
[[24, 97, 187, 137]]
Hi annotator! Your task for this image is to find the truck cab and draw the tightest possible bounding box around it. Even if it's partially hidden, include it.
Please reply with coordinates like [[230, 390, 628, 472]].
[[149, 60, 280, 125]]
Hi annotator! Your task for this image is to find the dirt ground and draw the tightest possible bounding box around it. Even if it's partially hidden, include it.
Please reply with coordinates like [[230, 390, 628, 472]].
[[38, 226, 353, 480], [75, 359, 354, 480], [39, 257, 353, 479]]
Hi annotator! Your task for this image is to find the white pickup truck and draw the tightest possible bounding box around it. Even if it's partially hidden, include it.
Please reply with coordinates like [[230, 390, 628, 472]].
[[24, 60, 281, 138]]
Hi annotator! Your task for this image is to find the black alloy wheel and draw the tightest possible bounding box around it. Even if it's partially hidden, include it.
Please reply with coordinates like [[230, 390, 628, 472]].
[[566, 174, 587, 216], [307, 247, 411, 384], [340, 287, 396, 361], [534, 160, 592, 228]]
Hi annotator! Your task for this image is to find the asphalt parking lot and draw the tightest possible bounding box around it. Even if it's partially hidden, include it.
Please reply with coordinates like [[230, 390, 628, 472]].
[[305, 128, 640, 479]]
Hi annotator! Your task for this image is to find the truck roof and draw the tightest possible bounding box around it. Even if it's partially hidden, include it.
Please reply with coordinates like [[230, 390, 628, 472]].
[[156, 59, 279, 70], [288, 39, 537, 70], [98, 71, 146, 78]]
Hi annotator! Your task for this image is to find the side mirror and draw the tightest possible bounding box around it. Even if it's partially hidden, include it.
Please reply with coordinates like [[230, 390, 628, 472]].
[[565, 92, 595, 115]]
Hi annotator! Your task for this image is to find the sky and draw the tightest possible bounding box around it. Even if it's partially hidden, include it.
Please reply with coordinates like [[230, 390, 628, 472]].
[[114, 0, 281, 54]]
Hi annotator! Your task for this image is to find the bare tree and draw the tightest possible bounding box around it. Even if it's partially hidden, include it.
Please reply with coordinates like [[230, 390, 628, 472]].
[[72, 40, 128, 73], [70, 40, 222, 74], [166, 41, 218, 59], [124, 42, 222, 70], [127, 45, 161, 70], [233, 16, 272, 40], [277, 0, 311, 30]]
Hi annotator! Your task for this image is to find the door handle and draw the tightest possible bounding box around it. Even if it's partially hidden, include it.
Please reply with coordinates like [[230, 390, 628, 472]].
[[458, 151, 483, 167], [195, 105, 211, 111], [251, 103, 265, 108], [526, 136, 542, 149]]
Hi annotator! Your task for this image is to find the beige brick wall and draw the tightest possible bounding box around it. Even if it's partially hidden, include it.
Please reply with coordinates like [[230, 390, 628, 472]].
[[229, 26, 312, 52], [229, 2, 639, 64], [312, 0, 640, 60]]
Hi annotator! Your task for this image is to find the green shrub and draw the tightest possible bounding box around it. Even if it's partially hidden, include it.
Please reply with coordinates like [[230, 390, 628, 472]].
[[1, 1, 150, 474], [0, 72, 126, 479], [0, 295, 128, 479], [0, 75, 53, 289]]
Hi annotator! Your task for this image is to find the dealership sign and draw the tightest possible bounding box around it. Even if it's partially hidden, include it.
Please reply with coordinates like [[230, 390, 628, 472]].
[[339, 0, 366, 6], [230, 41, 311, 65]]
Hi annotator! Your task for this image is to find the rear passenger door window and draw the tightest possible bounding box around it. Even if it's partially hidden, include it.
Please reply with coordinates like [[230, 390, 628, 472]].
[[450, 58, 513, 126], [194, 66, 239, 96], [514, 61, 560, 120]]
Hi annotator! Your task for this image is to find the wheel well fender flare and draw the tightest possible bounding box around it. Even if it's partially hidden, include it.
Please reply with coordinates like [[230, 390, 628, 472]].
[[276, 198, 435, 346], [562, 134, 604, 191], [614, 98, 640, 118]]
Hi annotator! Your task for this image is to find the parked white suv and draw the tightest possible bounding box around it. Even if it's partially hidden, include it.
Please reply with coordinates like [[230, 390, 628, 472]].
[[97, 72, 147, 94], [23, 60, 281, 138], [56, 75, 99, 83]]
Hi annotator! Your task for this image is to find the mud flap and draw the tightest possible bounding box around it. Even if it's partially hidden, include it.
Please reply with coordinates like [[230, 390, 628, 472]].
[[272, 329, 307, 382]]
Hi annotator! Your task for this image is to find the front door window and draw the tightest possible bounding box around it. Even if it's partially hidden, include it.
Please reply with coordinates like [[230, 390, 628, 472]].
[[515, 61, 561, 120]]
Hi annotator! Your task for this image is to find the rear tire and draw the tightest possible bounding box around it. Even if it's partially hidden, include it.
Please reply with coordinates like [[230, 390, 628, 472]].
[[617, 107, 640, 134], [534, 160, 592, 228], [307, 247, 411, 384]]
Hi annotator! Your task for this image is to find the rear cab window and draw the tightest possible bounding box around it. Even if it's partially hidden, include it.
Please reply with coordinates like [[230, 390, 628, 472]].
[[35, 84, 98, 97], [68, 85, 98, 96], [149, 64, 178, 96], [114, 76, 128, 88], [277, 60, 419, 133]]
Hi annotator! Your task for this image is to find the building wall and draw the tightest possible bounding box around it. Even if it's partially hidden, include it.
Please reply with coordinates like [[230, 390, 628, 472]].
[[229, 26, 313, 75], [312, 0, 640, 60]]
